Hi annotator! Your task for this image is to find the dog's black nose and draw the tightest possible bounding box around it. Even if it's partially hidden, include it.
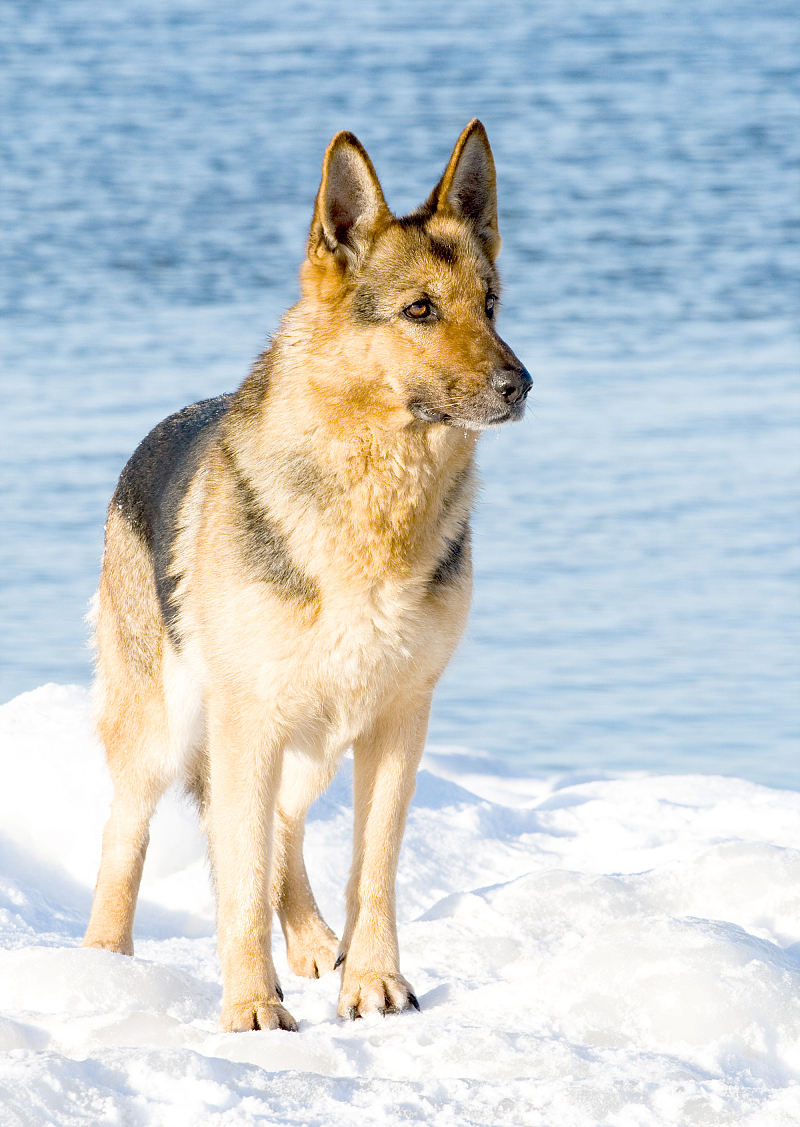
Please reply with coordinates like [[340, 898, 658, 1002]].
[[490, 366, 532, 405]]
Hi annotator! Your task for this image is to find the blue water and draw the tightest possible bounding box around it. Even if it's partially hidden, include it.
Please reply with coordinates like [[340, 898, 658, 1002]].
[[1, 0, 798, 785]]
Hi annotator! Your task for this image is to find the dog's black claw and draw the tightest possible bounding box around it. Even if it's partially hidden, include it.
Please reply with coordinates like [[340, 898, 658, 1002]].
[[348, 1005, 360, 1022], [334, 952, 346, 970], [275, 983, 284, 1002], [408, 993, 420, 1011]]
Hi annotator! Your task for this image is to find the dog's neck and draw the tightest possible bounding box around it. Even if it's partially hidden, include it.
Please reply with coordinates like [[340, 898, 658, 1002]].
[[228, 308, 479, 577]]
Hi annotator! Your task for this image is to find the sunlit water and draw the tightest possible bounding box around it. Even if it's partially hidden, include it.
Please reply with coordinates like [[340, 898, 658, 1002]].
[[1, 0, 798, 785]]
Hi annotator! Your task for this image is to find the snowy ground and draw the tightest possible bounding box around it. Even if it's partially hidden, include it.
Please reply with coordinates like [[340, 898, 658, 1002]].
[[2, 685, 800, 1125]]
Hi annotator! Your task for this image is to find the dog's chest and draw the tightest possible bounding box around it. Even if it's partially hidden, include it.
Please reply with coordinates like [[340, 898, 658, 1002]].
[[276, 584, 447, 756], [314, 580, 435, 692]]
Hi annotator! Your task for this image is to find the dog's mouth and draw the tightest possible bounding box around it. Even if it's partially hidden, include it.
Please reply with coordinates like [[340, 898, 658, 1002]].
[[407, 401, 451, 424], [407, 399, 524, 430], [485, 398, 527, 425]]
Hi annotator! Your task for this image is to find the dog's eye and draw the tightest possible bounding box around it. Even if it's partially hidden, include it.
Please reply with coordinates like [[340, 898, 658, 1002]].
[[404, 300, 433, 320], [485, 294, 497, 318]]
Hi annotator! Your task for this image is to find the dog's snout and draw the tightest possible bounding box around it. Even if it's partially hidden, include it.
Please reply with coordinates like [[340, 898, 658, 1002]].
[[490, 366, 532, 405]]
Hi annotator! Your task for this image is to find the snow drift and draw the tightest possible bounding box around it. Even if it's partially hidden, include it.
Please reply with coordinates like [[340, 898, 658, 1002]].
[[2, 684, 800, 1125]]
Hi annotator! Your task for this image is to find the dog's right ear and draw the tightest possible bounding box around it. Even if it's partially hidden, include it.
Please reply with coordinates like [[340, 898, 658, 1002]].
[[308, 133, 390, 275]]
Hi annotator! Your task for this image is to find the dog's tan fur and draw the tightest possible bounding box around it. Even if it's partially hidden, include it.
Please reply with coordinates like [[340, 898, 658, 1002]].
[[83, 121, 529, 1030]]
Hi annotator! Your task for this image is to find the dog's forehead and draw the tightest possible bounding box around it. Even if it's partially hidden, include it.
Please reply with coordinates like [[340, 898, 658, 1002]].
[[367, 214, 495, 293]]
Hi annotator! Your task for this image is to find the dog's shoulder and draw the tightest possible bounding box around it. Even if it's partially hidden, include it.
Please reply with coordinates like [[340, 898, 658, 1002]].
[[112, 393, 233, 548]]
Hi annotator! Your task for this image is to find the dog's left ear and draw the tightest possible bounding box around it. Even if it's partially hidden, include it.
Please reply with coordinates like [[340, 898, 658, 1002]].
[[424, 119, 501, 262], [308, 132, 390, 274]]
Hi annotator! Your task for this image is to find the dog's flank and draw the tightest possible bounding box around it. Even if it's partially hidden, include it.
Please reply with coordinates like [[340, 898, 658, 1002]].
[[83, 120, 530, 1032]]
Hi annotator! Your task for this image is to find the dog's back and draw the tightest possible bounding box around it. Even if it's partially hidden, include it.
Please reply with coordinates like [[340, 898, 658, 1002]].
[[111, 395, 233, 649]]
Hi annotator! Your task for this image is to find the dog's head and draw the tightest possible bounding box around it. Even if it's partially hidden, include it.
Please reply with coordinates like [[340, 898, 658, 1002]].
[[300, 121, 531, 431]]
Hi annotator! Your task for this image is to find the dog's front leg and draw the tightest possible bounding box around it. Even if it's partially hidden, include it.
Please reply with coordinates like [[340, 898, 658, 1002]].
[[207, 700, 297, 1032], [337, 695, 431, 1019]]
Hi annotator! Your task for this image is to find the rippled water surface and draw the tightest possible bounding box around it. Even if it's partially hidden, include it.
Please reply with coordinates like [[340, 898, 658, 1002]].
[[1, 0, 798, 784]]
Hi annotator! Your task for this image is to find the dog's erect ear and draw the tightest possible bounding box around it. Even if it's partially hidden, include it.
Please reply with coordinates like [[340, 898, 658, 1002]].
[[308, 132, 390, 273], [423, 119, 500, 262]]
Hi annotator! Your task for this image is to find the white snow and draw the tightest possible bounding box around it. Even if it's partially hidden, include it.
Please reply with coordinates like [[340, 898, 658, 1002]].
[[2, 684, 800, 1125]]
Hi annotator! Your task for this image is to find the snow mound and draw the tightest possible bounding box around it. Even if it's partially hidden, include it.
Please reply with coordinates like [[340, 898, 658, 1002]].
[[2, 685, 800, 1125]]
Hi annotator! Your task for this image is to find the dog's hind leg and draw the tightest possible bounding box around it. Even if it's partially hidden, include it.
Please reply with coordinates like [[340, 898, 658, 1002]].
[[336, 694, 431, 1019], [83, 772, 166, 956], [83, 514, 186, 957], [271, 753, 340, 979], [83, 645, 172, 955]]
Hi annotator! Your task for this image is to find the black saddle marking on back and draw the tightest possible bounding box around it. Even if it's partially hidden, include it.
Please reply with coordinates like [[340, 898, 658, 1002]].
[[112, 394, 233, 646]]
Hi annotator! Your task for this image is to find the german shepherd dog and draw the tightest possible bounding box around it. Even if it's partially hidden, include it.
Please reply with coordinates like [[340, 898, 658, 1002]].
[[83, 120, 530, 1031]]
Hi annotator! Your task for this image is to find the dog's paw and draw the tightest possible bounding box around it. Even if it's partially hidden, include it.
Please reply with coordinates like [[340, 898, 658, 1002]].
[[337, 970, 420, 1019], [285, 920, 340, 979], [219, 999, 298, 1032]]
